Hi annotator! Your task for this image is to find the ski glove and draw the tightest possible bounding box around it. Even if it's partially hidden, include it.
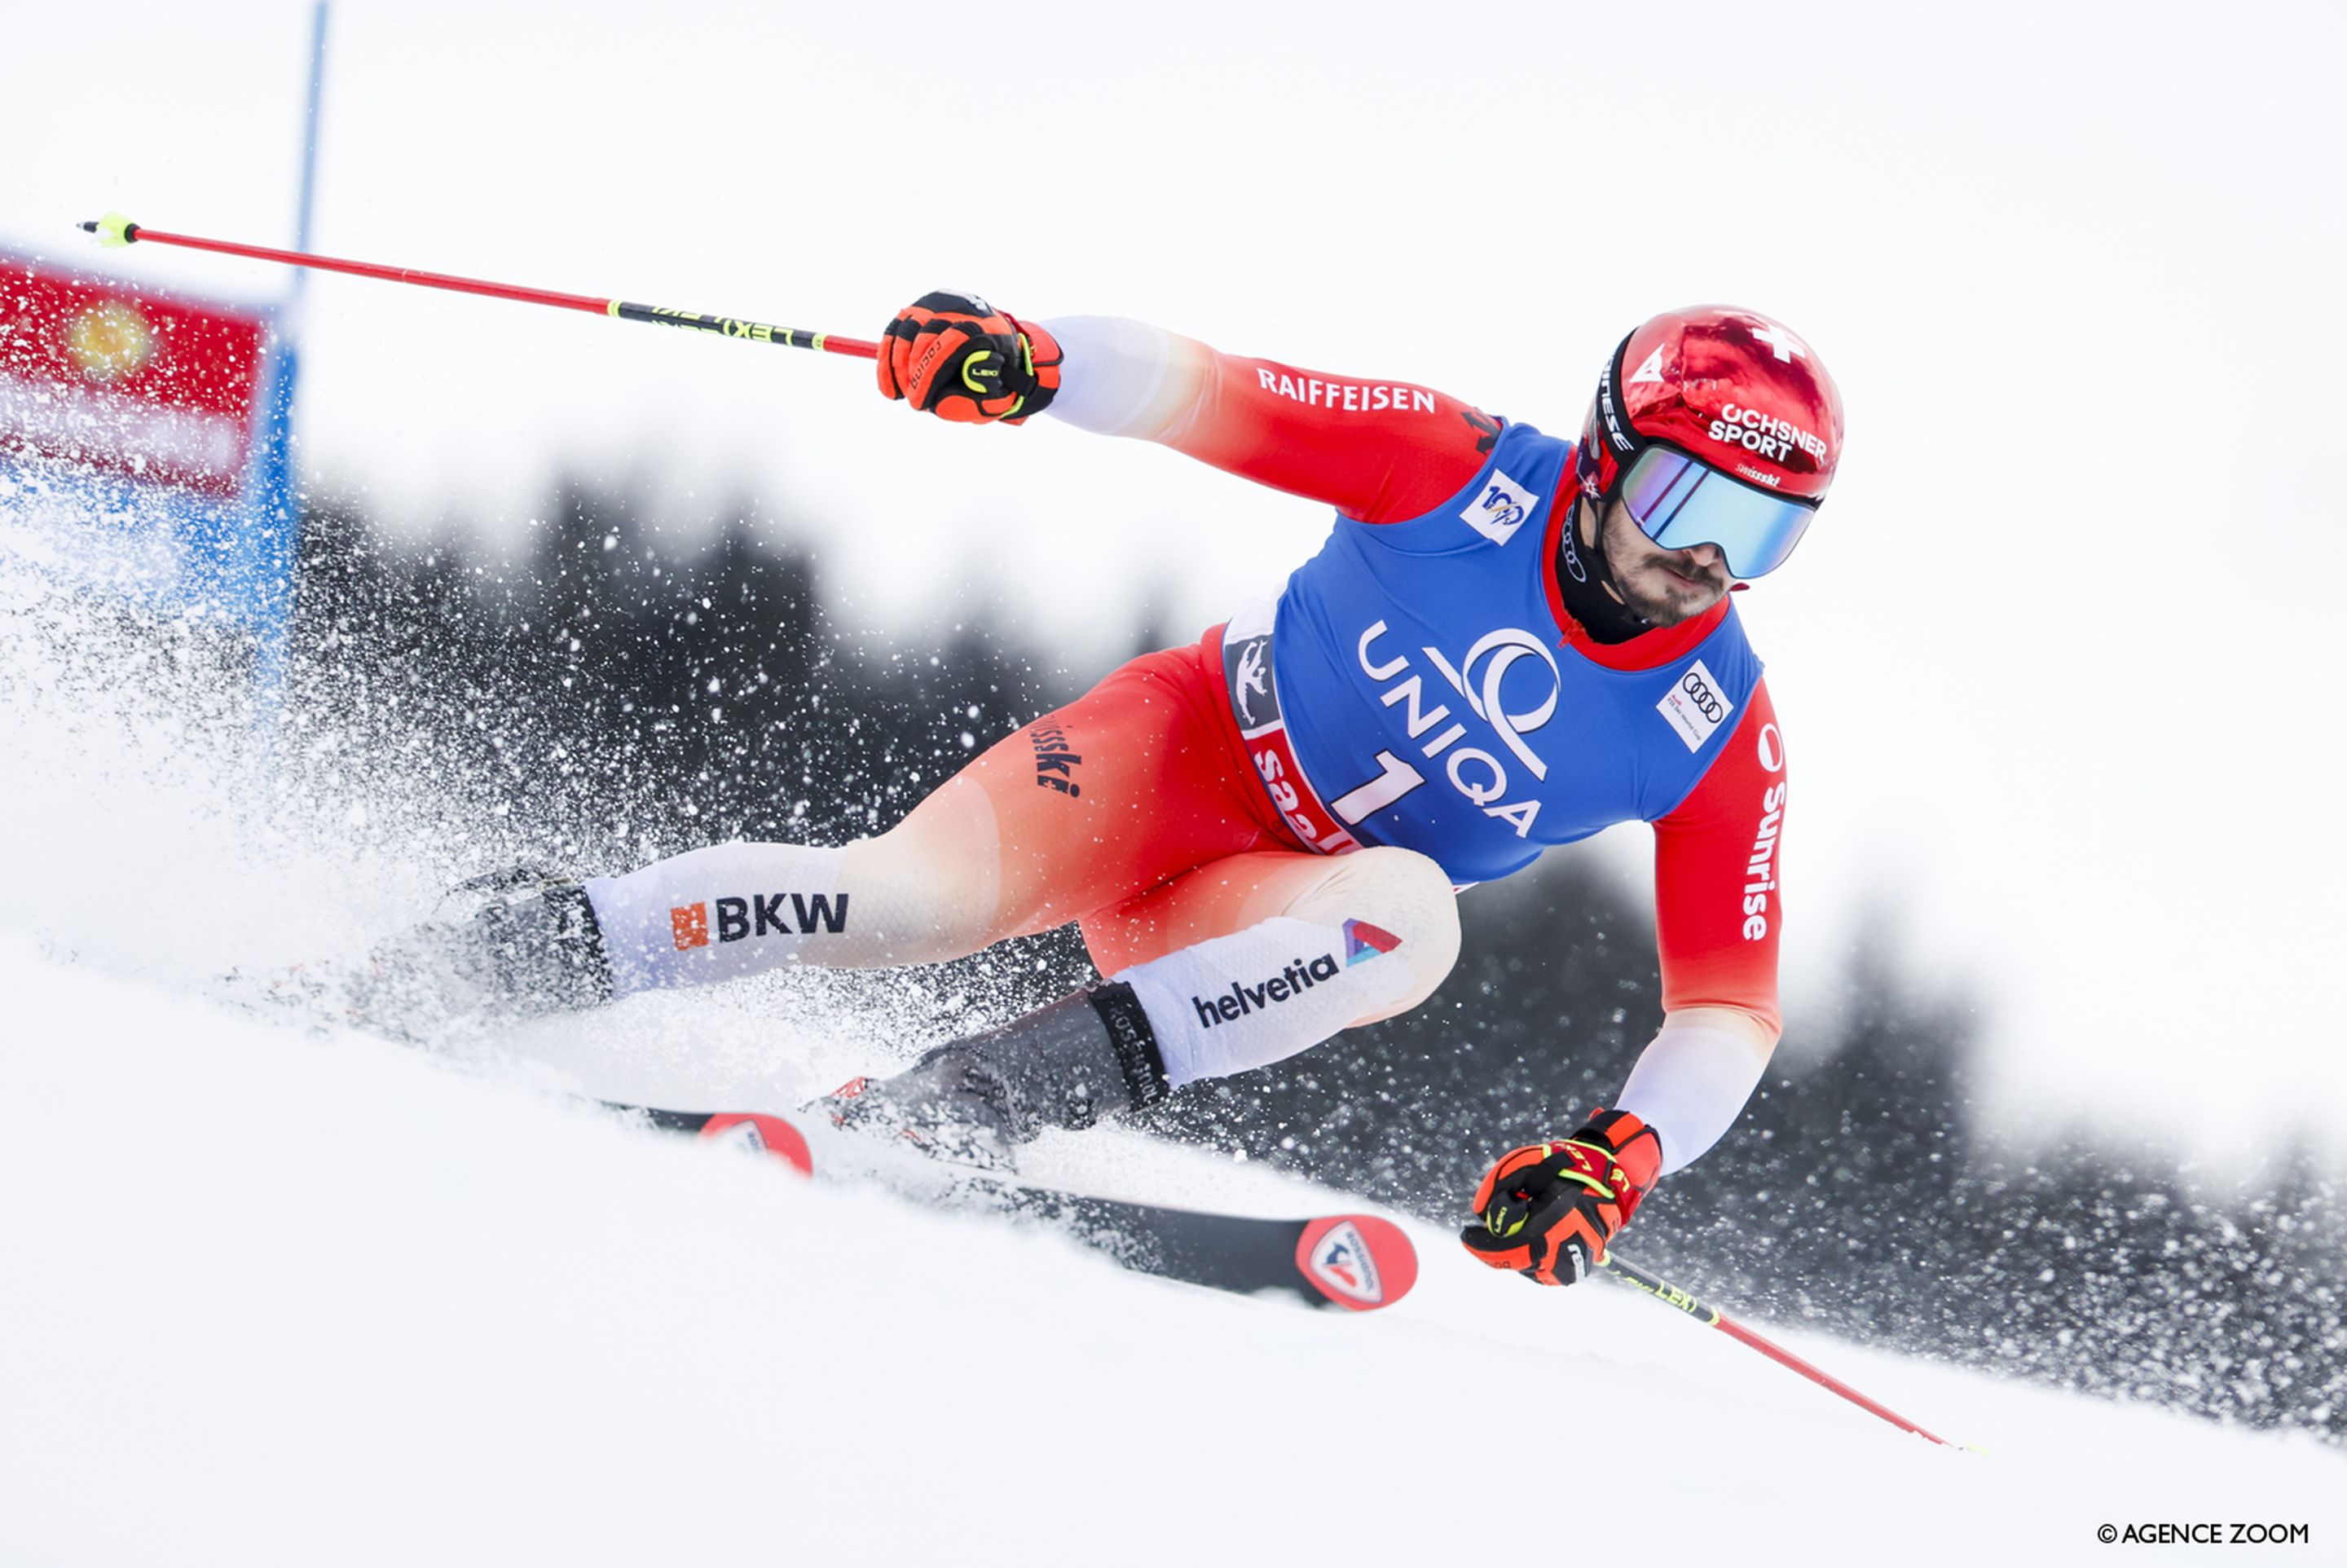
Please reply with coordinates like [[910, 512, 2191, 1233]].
[[1460, 1108, 1662, 1286], [877, 292, 1063, 424]]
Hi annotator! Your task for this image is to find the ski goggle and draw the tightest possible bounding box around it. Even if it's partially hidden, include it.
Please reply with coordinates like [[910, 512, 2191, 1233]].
[[1613, 443, 1816, 580], [1575, 330, 1822, 580]]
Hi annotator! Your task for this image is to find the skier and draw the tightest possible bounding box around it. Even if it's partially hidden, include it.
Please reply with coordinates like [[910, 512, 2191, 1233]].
[[387, 293, 1843, 1289]]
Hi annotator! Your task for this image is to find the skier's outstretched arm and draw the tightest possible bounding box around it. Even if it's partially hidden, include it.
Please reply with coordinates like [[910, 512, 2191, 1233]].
[[872, 291, 1495, 523], [1042, 315, 1500, 522], [1623, 680, 1788, 1165], [1459, 688, 1786, 1288]]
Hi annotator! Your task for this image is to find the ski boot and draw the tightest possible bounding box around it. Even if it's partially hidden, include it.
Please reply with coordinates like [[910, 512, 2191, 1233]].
[[815, 983, 1168, 1171], [364, 865, 612, 1028], [231, 865, 612, 1041]]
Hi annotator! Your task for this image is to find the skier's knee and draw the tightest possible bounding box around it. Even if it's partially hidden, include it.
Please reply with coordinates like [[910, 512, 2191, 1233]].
[[1111, 849, 1461, 1090], [1284, 846, 1460, 1024]]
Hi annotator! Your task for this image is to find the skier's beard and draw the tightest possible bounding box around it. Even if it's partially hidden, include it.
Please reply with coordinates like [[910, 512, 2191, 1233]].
[[1596, 501, 1730, 628]]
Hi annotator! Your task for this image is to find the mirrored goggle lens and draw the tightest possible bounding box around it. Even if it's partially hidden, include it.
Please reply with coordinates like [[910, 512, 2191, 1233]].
[[1618, 447, 1816, 579]]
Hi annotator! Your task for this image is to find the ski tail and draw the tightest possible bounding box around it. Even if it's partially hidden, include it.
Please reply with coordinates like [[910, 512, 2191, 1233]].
[[1296, 1214, 1418, 1311], [620, 1104, 814, 1177]]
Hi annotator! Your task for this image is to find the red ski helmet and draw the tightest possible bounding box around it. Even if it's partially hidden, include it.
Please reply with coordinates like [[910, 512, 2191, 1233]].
[[1574, 306, 1844, 579]]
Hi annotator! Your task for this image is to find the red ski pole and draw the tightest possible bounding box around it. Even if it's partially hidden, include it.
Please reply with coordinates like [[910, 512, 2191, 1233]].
[[77, 213, 879, 361], [1601, 1253, 1967, 1449]]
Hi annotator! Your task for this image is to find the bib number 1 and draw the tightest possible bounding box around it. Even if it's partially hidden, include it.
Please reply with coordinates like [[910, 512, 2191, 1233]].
[[1328, 749, 1426, 825]]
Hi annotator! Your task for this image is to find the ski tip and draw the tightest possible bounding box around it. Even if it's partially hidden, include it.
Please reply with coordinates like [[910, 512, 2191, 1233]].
[[1294, 1214, 1418, 1311], [693, 1112, 814, 1178]]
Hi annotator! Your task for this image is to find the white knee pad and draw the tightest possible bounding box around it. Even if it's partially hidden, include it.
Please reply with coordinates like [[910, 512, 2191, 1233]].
[[1115, 916, 1414, 1088], [1116, 852, 1460, 1089], [1281, 848, 1461, 1021]]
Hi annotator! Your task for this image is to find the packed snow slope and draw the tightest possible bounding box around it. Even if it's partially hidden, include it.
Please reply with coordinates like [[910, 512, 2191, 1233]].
[[3, 939, 2340, 1568], [0, 580, 2338, 1566]]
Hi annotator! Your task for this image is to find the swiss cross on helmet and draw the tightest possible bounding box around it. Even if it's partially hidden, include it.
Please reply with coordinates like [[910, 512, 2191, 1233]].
[[1574, 306, 1845, 579]]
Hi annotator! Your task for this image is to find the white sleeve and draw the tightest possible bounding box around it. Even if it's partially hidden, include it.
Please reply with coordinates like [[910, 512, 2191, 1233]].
[[1613, 1022, 1772, 1175], [1040, 315, 1203, 438]]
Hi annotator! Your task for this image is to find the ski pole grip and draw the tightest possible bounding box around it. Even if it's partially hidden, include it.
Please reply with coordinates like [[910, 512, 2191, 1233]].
[[81, 214, 139, 249]]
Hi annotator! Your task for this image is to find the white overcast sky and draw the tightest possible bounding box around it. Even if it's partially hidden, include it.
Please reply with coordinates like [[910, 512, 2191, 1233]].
[[7, 0, 2345, 1153]]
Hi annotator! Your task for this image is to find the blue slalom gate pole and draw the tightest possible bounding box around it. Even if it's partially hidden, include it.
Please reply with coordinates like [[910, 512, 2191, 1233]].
[[245, 1, 328, 774]]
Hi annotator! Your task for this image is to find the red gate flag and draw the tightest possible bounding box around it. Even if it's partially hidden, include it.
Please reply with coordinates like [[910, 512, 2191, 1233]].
[[2, 257, 270, 497]]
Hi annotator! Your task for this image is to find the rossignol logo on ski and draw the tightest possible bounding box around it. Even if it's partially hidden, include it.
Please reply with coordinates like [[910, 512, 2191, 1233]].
[[686, 1112, 813, 1176], [705, 1117, 772, 1154], [670, 893, 851, 949], [1291, 1213, 1415, 1310], [1188, 923, 1398, 1028], [1305, 1220, 1384, 1304]]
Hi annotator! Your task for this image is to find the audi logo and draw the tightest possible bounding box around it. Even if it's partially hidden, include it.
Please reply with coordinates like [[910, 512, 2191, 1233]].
[[1680, 671, 1726, 723]]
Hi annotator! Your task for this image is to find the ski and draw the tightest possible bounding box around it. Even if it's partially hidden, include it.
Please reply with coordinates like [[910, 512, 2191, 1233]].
[[209, 965, 1418, 1311], [625, 1104, 1419, 1312], [632, 1107, 817, 1176]]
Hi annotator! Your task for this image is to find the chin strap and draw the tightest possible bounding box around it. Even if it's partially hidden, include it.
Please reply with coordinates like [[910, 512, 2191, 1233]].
[[1552, 498, 1653, 645]]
